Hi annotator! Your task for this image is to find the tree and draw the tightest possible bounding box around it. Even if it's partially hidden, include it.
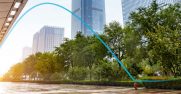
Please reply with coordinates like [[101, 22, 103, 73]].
[[129, 0, 181, 76], [105, 21, 125, 60], [7, 63, 24, 80], [23, 54, 39, 80], [147, 25, 181, 76], [35, 52, 61, 80], [80, 36, 107, 80]]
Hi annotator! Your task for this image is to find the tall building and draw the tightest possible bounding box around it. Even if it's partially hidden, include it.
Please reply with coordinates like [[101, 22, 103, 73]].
[[32, 32, 39, 54], [32, 26, 64, 54], [71, 0, 106, 38], [22, 47, 32, 59], [121, 0, 180, 25]]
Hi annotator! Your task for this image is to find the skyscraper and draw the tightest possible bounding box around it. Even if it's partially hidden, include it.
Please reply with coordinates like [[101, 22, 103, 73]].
[[121, 0, 180, 25], [71, 0, 106, 38], [22, 47, 32, 60], [32, 26, 64, 54], [32, 32, 39, 54]]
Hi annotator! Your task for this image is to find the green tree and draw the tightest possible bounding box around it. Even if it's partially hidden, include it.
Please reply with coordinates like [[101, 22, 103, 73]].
[[23, 54, 39, 80], [35, 52, 61, 80], [80, 36, 107, 80], [54, 38, 74, 71], [8, 63, 24, 80], [129, 0, 181, 76], [105, 21, 125, 60]]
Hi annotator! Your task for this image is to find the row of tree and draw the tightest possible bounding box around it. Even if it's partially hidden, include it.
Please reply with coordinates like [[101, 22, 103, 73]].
[[2, 1, 181, 81]]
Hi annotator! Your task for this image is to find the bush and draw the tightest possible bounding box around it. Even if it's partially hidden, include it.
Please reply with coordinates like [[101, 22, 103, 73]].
[[143, 79, 181, 89], [68, 67, 88, 80], [93, 61, 128, 81], [50, 72, 64, 81], [99, 61, 113, 81], [140, 76, 172, 80]]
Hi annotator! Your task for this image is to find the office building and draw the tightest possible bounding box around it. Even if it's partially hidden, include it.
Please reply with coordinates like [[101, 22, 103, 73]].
[[22, 47, 32, 59], [32, 26, 64, 54], [32, 32, 39, 54], [71, 0, 106, 38]]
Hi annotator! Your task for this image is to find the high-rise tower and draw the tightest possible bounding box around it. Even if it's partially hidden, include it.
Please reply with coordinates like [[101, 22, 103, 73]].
[[32, 26, 64, 54], [71, 0, 106, 38]]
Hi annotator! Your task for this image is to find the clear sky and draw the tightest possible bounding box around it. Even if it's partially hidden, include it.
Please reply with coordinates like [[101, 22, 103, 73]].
[[0, 0, 122, 76]]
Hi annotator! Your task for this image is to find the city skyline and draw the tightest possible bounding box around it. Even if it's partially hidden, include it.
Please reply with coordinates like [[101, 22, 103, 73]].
[[19, 0, 181, 68], [0, 0, 180, 93], [0, 0, 121, 76]]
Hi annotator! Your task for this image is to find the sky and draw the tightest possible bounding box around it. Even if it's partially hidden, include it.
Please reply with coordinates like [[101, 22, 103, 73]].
[[0, 0, 122, 76]]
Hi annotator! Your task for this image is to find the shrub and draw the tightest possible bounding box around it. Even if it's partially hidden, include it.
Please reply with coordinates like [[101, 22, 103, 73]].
[[68, 67, 88, 80], [50, 72, 64, 81]]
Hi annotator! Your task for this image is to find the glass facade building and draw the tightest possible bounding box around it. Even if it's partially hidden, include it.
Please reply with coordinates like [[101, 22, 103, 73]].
[[22, 47, 32, 60], [121, 0, 181, 25], [71, 0, 106, 38], [32, 26, 64, 54]]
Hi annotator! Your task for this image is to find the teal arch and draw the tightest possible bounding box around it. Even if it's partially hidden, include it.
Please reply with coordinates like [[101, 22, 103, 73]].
[[0, 2, 174, 83]]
